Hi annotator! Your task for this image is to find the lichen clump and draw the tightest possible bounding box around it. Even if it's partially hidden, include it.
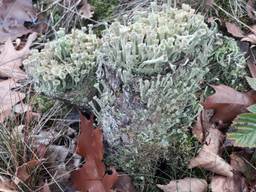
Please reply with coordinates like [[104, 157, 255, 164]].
[[92, 3, 246, 189], [23, 28, 99, 106]]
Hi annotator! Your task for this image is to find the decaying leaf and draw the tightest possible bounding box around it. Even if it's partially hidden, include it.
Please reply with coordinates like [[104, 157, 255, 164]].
[[113, 174, 136, 192], [0, 176, 17, 192], [189, 128, 233, 177], [157, 178, 207, 192], [0, 32, 37, 79], [192, 110, 213, 143], [0, 0, 36, 43], [0, 79, 25, 122], [79, 0, 94, 18], [71, 114, 118, 192], [225, 22, 245, 38], [14, 159, 40, 184], [247, 0, 256, 21], [203, 85, 256, 123], [210, 174, 248, 192]]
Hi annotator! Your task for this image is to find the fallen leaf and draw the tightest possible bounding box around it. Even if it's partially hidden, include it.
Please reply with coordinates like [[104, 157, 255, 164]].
[[113, 174, 136, 192], [0, 32, 37, 79], [242, 33, 256, 44], [0, 79, 25, 122], [225, 22, 245, 38], [210, 174, 248, 192], [71, 114, 118, 192], [247, 0, 256, 21], [14, 159, 40, 184], [0, 0, 36, 43], [79, 0, 94, 18], [192, 110, 213, 143], [157, 178, 207, 192], [247, 49, 256, 78], [203, 85, 256, 123], [189, 128, 233, 177], [0, 176, 17, 192]]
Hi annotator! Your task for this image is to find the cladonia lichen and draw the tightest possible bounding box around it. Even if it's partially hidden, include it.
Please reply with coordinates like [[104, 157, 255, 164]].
[[91, 2, 246, 189], [23, 27, 100, 107]]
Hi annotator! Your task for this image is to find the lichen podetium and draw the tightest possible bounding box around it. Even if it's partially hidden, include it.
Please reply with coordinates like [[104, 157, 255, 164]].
[[92, 2, 246, 190]]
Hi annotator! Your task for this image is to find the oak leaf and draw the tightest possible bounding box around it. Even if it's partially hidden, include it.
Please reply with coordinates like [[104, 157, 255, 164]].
[[203, 85, 256, 123], [0, 0, 36, 43], [157, 178, 207, 192], [0, 79, 25, 122], [0, 32, 37, 79], [71, 114, 118, 192]]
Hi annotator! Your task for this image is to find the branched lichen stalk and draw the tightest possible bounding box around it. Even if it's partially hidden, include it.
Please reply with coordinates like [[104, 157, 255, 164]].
[[23, 27, 100, 107], [92, 2, 246, 189]]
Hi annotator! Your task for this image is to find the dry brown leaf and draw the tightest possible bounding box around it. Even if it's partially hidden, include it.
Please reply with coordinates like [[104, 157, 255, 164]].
[[247, 49, 256, 78], [189, 147, 233, 177], [203, 85, 256, 123], [189, 128, 233, 177], [0, 0, 36, 43], [157, 178, 207, 192], [0, 79, 25, 122], [0, 32, 37, 79], [242, 33, 256, 44], [192, 110, 213, 143], [225, 22, 245, 38], [79, 0, 94, 18], [210, 174, 248, 192], [113, 174, 136, 192], [14, 159, 40, 184], [0, 176, 17, 192], [71, 114, 118, 192], [247, 0, 256, 21]]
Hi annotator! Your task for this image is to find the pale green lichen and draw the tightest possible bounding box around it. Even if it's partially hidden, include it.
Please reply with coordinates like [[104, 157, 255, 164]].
[[23, 27, 100, 107], [92, 2, 246, 190]]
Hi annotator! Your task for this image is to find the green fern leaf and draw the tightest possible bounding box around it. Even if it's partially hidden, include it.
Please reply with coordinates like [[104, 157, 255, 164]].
[[227, 113, 256, 148]]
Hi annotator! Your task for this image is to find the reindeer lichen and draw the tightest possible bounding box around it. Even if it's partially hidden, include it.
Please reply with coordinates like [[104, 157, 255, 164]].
[[92, 2, 246, 189], [23, 27, 100, 107]]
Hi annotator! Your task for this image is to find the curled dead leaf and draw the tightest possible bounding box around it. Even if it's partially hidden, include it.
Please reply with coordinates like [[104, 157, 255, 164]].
[[189, 128, 233, 177], [157, 178, 207, 192], [203, 85, 256, 123]]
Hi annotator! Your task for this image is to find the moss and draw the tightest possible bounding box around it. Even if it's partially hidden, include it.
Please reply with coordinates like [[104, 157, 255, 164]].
[[89, 0, 119, 19]]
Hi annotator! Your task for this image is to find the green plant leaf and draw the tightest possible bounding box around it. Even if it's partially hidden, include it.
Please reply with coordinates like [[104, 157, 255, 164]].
[[227, 113, 256, 148], [247, 104, 256, 113], [246, 76, 256, 90]]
